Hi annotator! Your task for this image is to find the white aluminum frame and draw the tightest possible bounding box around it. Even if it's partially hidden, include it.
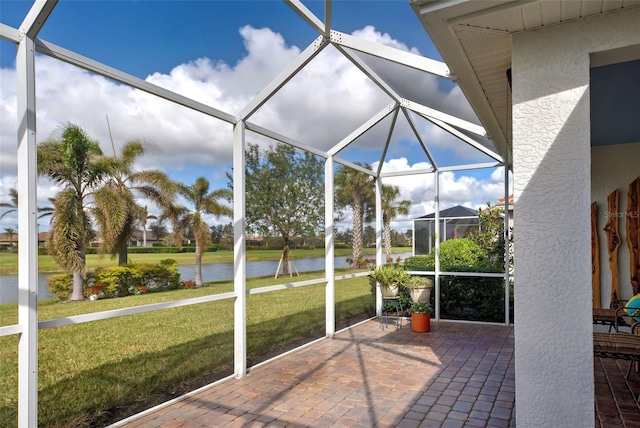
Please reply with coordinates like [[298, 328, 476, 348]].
[[0, 1, 512, 425]]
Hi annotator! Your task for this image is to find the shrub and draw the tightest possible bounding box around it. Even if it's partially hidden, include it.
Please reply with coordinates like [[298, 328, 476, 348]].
[[47, 274, 73, 300], [84, 259, 182, 298], [405, 238, 488, 271]]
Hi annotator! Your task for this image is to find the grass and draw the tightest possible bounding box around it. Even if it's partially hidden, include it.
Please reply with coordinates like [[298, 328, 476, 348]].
[[0, 247, 410, 275], [0, 268, 375, 427]]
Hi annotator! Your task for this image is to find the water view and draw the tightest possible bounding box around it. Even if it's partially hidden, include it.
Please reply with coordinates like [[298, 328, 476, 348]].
[[0, 253, 412, 304]]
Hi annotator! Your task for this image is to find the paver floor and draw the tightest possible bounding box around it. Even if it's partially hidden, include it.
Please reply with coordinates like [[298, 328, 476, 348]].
[[112, 319, 640, 427], [114, 320, 516, 427]]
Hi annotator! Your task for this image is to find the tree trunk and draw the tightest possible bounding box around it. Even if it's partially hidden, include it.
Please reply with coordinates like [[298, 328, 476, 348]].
[[70, 245, 86, 301], [384, 220, 392, 263], [352, 202, 364, 266], [118, 246, 128, 266], [195, 239, 203, 287], [143, 227, 147, 247], [282, 237, 291, 276]]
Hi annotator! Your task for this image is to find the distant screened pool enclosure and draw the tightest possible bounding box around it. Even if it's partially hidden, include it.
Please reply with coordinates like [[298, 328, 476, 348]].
[[0, 1, 511, 426], [413, 205, 479, 256]]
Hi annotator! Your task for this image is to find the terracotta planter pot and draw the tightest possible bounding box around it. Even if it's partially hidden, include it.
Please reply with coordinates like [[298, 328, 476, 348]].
[[409, 286, 433, 304], [411, 313, 431, 333]]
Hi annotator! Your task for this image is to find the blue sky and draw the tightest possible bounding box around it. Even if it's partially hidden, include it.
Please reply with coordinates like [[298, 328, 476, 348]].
[[0, 1, 508, 233]]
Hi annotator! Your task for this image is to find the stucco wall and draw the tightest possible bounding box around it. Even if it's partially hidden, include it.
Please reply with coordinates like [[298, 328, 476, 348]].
[[512, 7, 640, 428], [592, 141, 640, 306]]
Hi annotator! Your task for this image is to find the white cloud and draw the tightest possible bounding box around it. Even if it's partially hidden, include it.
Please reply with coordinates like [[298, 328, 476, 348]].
[[0, 25, 503, 232]]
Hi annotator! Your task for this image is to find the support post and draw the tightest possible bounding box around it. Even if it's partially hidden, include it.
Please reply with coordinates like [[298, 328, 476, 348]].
[[233, 120, 247, 378], [325, 156, 335, 337], [16, 34, 39, 428], [434, 171, 440, 321], [375, 177, 383, 316], [504, 165, 511, 326]]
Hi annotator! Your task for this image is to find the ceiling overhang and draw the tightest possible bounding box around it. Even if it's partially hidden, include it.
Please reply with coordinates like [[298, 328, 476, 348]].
[[410, 0, 640, 166]]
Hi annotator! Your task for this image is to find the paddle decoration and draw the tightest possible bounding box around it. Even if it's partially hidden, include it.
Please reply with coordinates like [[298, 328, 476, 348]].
[[604, 189, 621, 303], [627, 177, 640, 296], [591, 202, 601, 308]]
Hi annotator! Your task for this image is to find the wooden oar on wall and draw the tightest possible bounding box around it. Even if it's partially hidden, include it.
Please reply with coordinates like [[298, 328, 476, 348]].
[[591, 202, 601, 308], [627, 177, 640, 296], [604, 189, 621, 302]]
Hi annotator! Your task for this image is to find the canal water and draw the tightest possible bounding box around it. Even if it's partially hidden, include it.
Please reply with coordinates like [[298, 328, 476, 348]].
[[0, 253, 412, 304]]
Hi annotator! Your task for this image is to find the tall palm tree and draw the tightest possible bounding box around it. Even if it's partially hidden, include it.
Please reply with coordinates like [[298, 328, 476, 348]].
[[37, 123, 112, 301], [92, 141, 178, 265], [381, 184, 411, 262], [176, 177, 232, 287], [140, 205, 158, 247], [334, 163, 374, 267]]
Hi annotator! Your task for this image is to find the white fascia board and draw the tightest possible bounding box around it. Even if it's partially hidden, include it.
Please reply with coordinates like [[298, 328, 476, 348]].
[[406, 99, 487, 136], [417, 0, 470, 15], [332, 158, 376, 176], [423, 115, 502, 162], [21, 0, 58, 39], [401, 107, 438, 168], [34, 38, 237, 124], [327, 102, 397, 156], [379, 168, 434, 178], [244, 121, 328, 159], [330, 30, 452, 79], [1, 23, 21, 43], [239, 35, 329, 120], [284, 0, 325, 35], [438, 162, 502, 172], [38, 292, 236, 329], [335, 44, 401, 102]]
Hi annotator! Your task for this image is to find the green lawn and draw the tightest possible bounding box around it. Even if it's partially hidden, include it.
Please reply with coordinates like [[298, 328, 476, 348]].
[[0, 247, 410, 275], [0, 269, 374, 427]]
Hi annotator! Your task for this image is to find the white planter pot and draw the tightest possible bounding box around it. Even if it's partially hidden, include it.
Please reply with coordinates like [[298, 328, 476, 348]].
[[409, 286, 433, 304], [380, 285, 399, 298]]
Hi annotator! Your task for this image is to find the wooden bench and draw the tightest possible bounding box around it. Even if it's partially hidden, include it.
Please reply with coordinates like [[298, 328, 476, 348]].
[[593, 322, 640, 404]]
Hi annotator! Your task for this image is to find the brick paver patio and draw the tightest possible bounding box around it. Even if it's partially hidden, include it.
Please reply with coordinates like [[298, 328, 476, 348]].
[[114, 320, 516, 427], [112, 319, 640, 427]]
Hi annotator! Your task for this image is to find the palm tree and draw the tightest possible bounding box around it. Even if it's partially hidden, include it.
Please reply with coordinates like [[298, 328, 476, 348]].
[[140, 205, 158, 247], [381, 184, 411, 262], [176, 177, 232, 287], [0, 188, 53, 222], [92, 141, 178, 265], [3, 227, 16, 247], [334, 163, 374, 267], [37, 123, 112, 301], [0, 188, 18, 220]]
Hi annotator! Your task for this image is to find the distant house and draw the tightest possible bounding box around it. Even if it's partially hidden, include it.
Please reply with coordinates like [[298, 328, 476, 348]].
[[128, 230, 162, 247], [0, 232, 49, 249], [495, 195, 514, 229], [413, 205, 479, 255]]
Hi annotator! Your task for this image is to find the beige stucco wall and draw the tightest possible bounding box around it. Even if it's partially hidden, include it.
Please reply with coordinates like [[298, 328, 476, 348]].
[[592, 141, 640, 306], [512, 7, 640, 428]]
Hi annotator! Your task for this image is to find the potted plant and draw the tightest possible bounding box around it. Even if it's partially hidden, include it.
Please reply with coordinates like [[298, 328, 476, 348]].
[[368, 264, 410, 298], [405, 275, 433, 304], [411, 302, 432, 333]]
